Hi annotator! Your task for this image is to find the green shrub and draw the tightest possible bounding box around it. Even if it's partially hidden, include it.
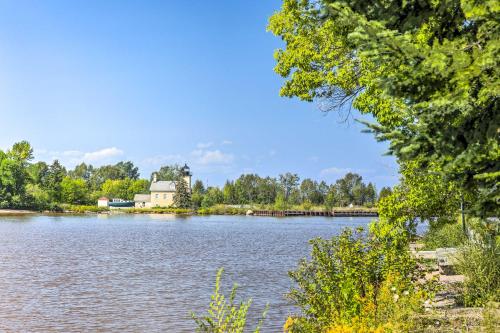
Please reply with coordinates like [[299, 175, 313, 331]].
[[63, 204, 109, 213], [302, 200, 312, 211], [455, 241, 500, 307], [48, 203, 64, 212], [196, 205, 247, 216], [274, 193, 287, 211], [25, 184, 51, 210], [422, 222, 466, 250], [482, 301, 500, 333], [285, 228, 429, 332], [192, 268, 267, 332]]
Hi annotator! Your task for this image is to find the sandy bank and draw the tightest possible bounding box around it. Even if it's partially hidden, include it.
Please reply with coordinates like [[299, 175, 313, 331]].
[[0, 209, 37, 216]]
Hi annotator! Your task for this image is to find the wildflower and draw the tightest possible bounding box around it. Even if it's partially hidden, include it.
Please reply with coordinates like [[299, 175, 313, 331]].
[[284, 317, 296, 331]]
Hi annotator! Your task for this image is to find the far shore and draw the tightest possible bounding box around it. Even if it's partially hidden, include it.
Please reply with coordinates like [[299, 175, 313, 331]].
[[1, 206, 378, 217]]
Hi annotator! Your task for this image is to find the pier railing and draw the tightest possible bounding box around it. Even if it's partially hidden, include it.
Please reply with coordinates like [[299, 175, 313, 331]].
[[252, 209, 378, 217]]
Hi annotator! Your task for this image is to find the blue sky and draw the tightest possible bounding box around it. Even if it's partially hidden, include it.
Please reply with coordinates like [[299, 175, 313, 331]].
[[0, 1, 398, 188]]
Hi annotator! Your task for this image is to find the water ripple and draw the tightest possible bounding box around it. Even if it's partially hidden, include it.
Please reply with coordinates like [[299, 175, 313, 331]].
[[0, 214, 371, 332]]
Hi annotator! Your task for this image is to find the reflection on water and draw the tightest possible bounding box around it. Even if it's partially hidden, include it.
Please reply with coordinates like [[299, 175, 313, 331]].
[[0, 214, 371, 332]]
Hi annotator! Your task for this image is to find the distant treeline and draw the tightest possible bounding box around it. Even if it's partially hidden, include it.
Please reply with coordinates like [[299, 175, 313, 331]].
[[0, 141, 149, 210], [192, 173, 391, 210], [0, 141, 391, 210]]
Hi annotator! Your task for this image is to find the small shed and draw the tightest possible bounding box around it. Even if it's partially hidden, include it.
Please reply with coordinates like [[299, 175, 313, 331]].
[[97, 197, 109, 207], [134, 194, 152, 208]]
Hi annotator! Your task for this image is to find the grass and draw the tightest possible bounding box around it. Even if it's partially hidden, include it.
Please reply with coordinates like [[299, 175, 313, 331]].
[[197, 205, 248, 215], [422, 221, 466, 250], [62, 204, 110, 213], [455, 241, 500, 307], [124, 207, 192, 214]]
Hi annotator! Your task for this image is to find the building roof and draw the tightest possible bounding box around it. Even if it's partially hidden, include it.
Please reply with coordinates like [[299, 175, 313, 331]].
[[150, 181, 176, 192], [98, 197, 109, 201], [133, 194, 151, 202]]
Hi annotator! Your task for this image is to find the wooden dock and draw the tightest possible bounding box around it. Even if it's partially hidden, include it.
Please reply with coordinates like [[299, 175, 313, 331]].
[[252, 209, 378, 217]]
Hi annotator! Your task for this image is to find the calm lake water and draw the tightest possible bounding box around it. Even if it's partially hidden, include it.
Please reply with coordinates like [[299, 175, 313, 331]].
[[0, 214, 372, 332]]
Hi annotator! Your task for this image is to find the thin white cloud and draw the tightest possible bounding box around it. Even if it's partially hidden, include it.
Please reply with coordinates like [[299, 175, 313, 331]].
[[83, 147, 123, 161], [142, 143, 236, 178], [241, 167, 255, 174], [221, 140, 233, 145], [320, 167, 352, 176], [196, 142, 213, 149], [62, 150, 84, 157], [194, 149, 234, 165], [34, 147, 125, 168], [191, 149, 203, 157]]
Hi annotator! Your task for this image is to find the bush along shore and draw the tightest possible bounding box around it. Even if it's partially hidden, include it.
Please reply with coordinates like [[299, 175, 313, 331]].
[[1, 204, 378, 217]]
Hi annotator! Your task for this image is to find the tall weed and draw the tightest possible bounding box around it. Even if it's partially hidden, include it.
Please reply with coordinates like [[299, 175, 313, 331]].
[[422, 222, 466, 250], [192, 268, 268, 333], [455, 241, 500, 307]]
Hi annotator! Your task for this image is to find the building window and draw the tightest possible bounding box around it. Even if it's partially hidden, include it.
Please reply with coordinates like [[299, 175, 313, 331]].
[[155, 194, 159, 199], [163, 194, 167, 199]]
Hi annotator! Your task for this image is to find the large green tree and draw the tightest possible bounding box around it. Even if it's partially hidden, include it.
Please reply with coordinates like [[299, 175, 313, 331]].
[[28, 161, 49, 187], [68, 162, 93, 181], [45, 160, 67, 203], [0, 141, 39, 208], [223, 181, 238, 204], [173, 178, 192, 208], [101, 178, 149, 200], [201, 187, 224, 208], [256, 176, 279, 204], [234, 174, 260, 204], [192, 180, 206, 194], [115, 161, 140, 180], [300, 179, 324, 205], [191, 180, 206, 209], [7, 141, 33, 199], [378, 187, 392, 202], [61, 177, 88, 204], [269, 0, 499, 216], [153, 164, 183, 182], [334, 173, 363, 206], [279, 173, 300, 203], [364, 182, 377, 207]]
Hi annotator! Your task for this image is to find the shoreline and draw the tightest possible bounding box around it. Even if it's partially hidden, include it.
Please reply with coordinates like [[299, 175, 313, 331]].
[[1, 207, 378, 217], [0, 209, 37, 216]]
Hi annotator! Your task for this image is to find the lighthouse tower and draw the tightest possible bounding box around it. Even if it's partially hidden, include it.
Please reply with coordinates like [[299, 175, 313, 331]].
[[181, 164, 192, 191]]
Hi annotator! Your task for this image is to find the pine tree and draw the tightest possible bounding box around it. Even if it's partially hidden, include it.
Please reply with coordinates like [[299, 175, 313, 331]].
[[364, 183, 377, 207], [269, 0, 500, 216], [173, 178, 191, 208]]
